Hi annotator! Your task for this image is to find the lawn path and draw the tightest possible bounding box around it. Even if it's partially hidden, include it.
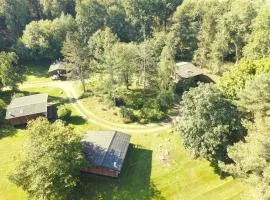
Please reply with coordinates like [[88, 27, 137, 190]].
[[20, 81, 171, 133]]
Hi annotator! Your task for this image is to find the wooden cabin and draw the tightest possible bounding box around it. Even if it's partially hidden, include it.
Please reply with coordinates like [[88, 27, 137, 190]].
[[5, 94, 50, 126], [81, 131, 131, 178], [48, 62, 67, 80]]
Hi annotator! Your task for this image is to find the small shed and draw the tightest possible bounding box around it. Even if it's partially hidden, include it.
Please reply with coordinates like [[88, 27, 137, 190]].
[[174, 62, 213, 83], [5, 94, 49, 126], [81, 131, 131, 178], [48, 62, 67, 79]]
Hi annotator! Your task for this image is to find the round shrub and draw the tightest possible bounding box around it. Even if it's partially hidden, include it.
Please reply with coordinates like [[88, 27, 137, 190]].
[[57, 105, 72, 121]]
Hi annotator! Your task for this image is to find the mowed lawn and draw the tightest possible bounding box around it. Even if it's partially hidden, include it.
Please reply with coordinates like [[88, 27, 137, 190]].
[[0, 127, 245, 200], [0, 69, 245, 199]]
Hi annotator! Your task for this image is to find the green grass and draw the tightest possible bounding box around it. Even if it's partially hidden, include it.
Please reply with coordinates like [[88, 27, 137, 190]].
[[0, 86, 246, 199], [0, 126, 28, 200], [22, 60, 51, 83], [0, 127, 245, 200]]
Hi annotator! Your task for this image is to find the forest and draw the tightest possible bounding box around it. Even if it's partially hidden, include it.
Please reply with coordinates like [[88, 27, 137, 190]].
[[0, 0, 270, 199]]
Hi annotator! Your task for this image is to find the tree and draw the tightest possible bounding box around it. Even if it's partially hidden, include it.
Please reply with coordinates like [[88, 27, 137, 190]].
[[57, 105, 72, 120], [0, 99, 6, 123], [170, 0, 203, 60], [9, 118, 87, 200], [0, 52, 22, 90], [175, 84, 243, 160], [40, 0, 76, 18], [2, 0, 30, 41], [221, 117, 270, 199], [238, 74, 270, 118], [157, 31, 177, 91], [16, 14, 75, 60], [135, 40, 157, 95], [75, 0, 106, 40], [62, 32, 90, 92], [243, 7, 270, 59], [218, 57, 270, 99], [88, 27, 119, 72]]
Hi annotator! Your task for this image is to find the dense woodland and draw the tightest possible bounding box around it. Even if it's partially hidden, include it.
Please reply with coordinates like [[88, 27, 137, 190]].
[[1, 0, 270, 199]]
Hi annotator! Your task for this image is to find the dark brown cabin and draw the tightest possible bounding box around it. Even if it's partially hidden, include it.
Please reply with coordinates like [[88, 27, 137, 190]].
[[48, 62, 67, 79], [81, 131, 131, 178], [5, 94, 49, 126]]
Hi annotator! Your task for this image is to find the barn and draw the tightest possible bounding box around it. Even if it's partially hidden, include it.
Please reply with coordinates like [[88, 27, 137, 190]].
[[81, 131, 131, 178], [48, 62, 67, 80], [5, 94, 52, 126]]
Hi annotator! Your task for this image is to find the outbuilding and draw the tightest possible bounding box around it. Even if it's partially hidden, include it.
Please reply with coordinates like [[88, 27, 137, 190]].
[[5, 94, 53, 126], [48, 62, 67, 80], [174, 62, 213, 83], [81, 131, 131, 178]]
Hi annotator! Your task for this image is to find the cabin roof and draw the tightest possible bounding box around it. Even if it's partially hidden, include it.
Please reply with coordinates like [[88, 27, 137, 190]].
[[175, 62, 202, 79], [48, 62, 66, 73], [5, 94, 48, 120], [82, 131, 131, 172]]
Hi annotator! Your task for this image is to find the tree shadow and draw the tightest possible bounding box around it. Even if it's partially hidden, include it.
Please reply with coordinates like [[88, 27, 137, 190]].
[[0, 124, 20, 139], [70, 144, 164, 200], [68, 116, 87, 125], [22, 60, 51, 79]]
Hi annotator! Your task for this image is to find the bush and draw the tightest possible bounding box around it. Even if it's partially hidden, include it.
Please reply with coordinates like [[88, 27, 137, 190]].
[[156, 90, 176, 112], [57, 105, 72, 121], [119, 107, 137, 123], [12, 93, 25, 99], [140, 106, 166, 122], [0, 99, 6, 123]]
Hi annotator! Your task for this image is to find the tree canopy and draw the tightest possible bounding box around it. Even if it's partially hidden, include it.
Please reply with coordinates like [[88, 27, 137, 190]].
[[0, 51, 22, 90], [175, 84, 243, 160], [9, 118, 87, 200]]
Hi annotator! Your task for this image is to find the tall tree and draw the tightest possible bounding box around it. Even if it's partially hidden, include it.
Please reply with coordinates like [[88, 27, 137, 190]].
[[238, 74, 270, 118], [75, 0, 106, 40], [221, 117, 270, 200], [243, 7, 270, 59], [62, 32, 90, 92], [40, 0, 76, 18], [0, 52, 22, 90], [9, 118, 87, 200], [88, 27, 119, 73], [175, 84, 243, 160], [16, 14, 75, 60], [3, 0, 30, 41]]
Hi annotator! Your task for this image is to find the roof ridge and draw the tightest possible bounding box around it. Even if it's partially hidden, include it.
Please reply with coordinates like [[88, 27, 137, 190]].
[[100, 131, 117, 166]]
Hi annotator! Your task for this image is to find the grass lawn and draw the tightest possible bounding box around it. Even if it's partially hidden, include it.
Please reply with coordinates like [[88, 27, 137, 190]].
[[22, 60, 51, 83], [0, 86, 246, 199]]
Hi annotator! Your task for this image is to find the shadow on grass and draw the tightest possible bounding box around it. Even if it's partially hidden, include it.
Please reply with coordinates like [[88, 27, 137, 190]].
[[68, 116, 87, 125], [70, 145, 164, 200], [22, 60, 51, 79], [0, 124, 20, 139]]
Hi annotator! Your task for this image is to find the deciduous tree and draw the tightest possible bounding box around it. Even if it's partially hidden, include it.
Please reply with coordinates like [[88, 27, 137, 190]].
[[9, 118, 87, 200], [175, 84, 243, 160]]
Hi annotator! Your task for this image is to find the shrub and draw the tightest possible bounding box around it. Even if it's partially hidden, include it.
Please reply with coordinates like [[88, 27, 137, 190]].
[[57, 105, 72, 121], [12, 93, 25, 99], [175, 78, 197, 95], [156, 90, 176, 111], [0, 99, 6, 123], [119, 107, 136, 123], [140, 107, 166, 122]]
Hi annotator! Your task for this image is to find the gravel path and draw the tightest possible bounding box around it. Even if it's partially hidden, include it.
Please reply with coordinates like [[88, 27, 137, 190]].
[[20, 81, 171, 133]]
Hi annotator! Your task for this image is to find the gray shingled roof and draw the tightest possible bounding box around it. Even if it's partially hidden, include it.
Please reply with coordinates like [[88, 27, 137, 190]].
[[48, 62, 66, 73], [5, 94, 48, 120], [82, 131, 131, 172], [175, 62, 202, 79]]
